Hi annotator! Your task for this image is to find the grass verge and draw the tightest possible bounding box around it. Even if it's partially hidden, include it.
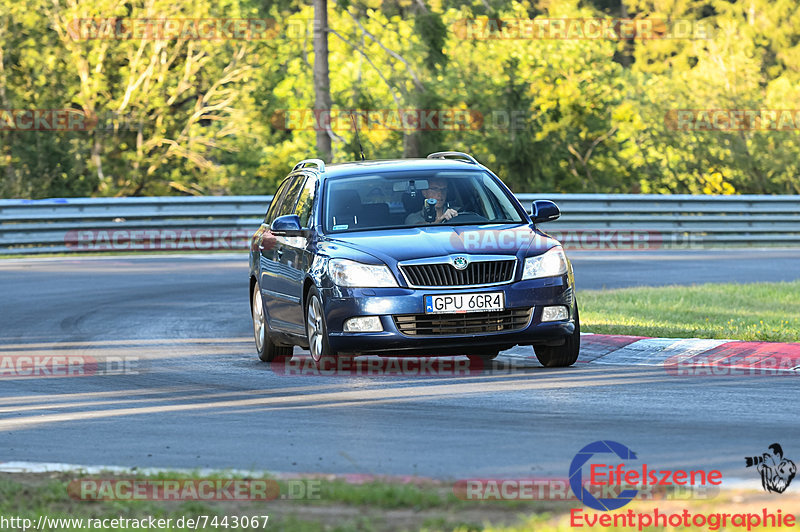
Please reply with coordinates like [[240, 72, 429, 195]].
[[3, 472, 799, 531], [0, 472, 567, 531], [578, 281, 800, 342]]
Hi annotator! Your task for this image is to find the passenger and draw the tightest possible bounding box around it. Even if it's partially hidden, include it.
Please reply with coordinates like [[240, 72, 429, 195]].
[[405, 178, 459, 224]]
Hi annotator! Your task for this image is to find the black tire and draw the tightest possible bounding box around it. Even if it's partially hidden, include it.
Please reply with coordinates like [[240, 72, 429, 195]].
[[252, 281, 293, 362], [534, 301, 580, 367], [305, 286, 337, 365]]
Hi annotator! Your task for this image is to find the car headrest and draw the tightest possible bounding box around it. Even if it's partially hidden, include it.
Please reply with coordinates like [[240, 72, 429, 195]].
[[332, 189, 362, 214], [402, 192, 424, 214], [359, 203, 390, 227]]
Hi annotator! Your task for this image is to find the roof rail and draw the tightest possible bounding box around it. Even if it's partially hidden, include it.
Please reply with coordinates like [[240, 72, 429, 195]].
[[292, 159, 326, 173], [426, 151, 479, 165]]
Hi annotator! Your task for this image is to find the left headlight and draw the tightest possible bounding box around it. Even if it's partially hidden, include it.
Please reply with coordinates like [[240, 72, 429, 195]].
[[328, 258, 398, 288], [522, 246, 568, 280]]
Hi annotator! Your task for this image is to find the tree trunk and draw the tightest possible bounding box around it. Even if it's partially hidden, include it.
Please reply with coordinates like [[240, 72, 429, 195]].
[[313, 0, 332, 162], [403, 133, 420, 158]]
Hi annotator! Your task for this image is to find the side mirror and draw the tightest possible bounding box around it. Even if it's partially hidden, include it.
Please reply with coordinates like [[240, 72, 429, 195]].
[[271, 214, 304, 236], [531, 200, 560, 224]]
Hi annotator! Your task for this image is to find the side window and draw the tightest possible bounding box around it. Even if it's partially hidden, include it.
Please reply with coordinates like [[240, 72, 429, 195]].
[[294, 178, 317, 228], [276, 176, 306, 218], [264, 177, 293, 226]]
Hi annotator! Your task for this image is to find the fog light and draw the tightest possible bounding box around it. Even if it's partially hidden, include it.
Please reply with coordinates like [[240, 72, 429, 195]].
[[344, 316, 383, 332], [541, 306, 569, 322]]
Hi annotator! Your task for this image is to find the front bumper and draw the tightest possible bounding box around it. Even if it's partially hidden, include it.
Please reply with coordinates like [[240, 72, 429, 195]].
[[322, 276, 575, 355]]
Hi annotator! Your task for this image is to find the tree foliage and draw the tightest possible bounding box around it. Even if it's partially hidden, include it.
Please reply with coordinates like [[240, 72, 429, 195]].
[[1, 0, 798, 197]]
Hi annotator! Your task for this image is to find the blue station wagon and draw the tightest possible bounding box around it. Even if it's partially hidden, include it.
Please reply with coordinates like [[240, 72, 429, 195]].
[[249, 152, 580, 367]]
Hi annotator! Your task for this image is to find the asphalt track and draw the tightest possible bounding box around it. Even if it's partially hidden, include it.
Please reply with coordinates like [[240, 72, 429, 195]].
[[1, 249, 799, 482]]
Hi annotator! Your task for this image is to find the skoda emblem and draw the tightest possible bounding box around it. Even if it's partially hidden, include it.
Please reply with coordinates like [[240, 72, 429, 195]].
[[452, 256, 469, 270]]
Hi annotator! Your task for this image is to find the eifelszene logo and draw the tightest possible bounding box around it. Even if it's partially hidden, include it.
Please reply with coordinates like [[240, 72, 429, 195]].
[[570, 441, 640, 511], [745, 443, 796, 494], [569, 440, 722, 511]]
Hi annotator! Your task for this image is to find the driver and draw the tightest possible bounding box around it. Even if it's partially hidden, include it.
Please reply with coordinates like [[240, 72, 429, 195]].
[[405, 178, 459, 224]]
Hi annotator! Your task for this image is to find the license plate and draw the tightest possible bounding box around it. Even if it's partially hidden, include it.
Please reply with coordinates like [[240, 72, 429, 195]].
[[425, 292, 504, 314]]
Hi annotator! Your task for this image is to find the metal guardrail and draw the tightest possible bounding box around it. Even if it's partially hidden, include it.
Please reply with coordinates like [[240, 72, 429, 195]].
[[515, 194, 800, 248], [0, 196, 272, 254], [1, 194, 799, 254]]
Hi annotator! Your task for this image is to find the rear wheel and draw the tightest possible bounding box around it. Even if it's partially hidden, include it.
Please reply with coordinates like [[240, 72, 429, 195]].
[[534, 302, 580, 367], [252, 281, 293, 362], [306, 287, 337, 364]]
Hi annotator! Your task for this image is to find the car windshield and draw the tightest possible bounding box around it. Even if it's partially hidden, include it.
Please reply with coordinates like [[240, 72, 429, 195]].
[[323, 170, 525, 233]]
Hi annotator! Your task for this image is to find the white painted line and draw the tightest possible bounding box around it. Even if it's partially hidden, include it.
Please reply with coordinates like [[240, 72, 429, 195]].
[[0, 461, 439, 484], [0, 461, 270, 477], [0, 461, 766, 491]]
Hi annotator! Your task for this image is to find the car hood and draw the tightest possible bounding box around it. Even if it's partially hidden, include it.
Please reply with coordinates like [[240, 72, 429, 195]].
[[322, 224, 559, 266]]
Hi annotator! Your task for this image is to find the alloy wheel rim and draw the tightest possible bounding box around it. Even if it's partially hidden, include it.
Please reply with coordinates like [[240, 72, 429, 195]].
[[307, 296, 324, 361], [252, 285, 264, 352]]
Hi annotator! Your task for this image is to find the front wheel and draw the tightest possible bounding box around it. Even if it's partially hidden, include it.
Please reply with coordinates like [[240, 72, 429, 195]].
[[305, 287, 337, 364], [534, 302, 580, 368]]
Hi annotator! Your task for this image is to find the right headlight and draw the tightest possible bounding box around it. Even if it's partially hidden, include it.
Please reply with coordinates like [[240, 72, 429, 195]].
[[522, 246, 568, 280], [328, 258, 398, 288]]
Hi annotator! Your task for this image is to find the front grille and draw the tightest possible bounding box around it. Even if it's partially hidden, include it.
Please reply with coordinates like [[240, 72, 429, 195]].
[[401, 259, 515, 287], [394, 308, 532, 336]]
